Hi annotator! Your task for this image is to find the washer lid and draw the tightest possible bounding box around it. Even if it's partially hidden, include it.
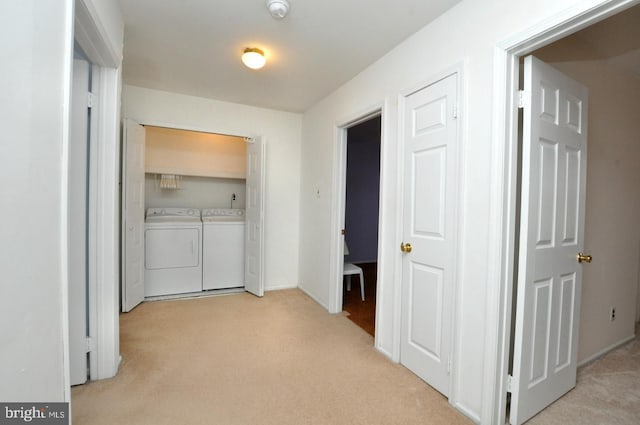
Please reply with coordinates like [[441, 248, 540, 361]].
[[202, 215, 245, 223], [201, 208, 245, 218]]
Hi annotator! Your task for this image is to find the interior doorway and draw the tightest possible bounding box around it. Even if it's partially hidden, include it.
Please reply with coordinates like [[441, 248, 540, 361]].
[[504, 3, 640, 423], [341, 116, 382, 336]]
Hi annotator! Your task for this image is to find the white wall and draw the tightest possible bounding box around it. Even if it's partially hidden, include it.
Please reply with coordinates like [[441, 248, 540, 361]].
[[0, 0, 123, 402], [123, 85, 303, 290], [297, 0, 619, 422], [535, 36, 640, 362], [145, 175, 246, 210], [0, 0, 74, 402]]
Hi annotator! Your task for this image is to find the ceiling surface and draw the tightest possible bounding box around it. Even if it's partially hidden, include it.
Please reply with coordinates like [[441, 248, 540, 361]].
[[118, 0, 461, 113], [535, 4, 640, 80], [575, 4, 640, 80]]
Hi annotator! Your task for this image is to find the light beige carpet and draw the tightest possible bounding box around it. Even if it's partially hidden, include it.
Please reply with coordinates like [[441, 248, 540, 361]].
[[71, 289, 470, 425], [529, 329, 640, 424]]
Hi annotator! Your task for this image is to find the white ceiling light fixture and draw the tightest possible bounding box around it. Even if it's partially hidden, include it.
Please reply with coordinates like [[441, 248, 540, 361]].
[[242, 48, 266, 70], [266, 0, 290, 19]]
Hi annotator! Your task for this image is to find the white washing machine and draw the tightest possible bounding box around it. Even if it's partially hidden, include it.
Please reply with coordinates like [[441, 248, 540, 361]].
[[144, 207, 202, 297], [202, 208, 245, 290]]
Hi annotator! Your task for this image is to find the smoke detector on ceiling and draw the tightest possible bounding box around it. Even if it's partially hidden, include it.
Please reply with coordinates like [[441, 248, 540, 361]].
[[266, 0, 290, 19]]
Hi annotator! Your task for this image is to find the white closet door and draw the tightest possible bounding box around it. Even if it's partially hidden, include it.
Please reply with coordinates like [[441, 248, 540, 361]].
[[122, 119, 146, 312], [400, 73, 459, 396], [245, 137, 265, 297]]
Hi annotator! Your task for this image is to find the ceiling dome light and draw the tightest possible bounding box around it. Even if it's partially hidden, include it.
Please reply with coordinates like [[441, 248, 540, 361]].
[[266, 0, 290, 19], [242, 48, 266, 70]]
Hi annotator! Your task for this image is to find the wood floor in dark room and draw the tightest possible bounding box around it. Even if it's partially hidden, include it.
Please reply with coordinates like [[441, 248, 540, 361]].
[[342, 262, 377, 336]]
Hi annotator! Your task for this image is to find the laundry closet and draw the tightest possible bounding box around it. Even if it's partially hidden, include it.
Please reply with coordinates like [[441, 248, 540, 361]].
[[124, 124, 252, 306]]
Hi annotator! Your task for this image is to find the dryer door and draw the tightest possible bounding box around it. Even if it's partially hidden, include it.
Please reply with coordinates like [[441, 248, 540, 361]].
[[145, 227, 200, 269]]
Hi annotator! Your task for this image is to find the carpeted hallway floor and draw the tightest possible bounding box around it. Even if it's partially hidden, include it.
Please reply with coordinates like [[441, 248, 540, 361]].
[[528, 328, 640, 425], [71, 289, 470, 425]]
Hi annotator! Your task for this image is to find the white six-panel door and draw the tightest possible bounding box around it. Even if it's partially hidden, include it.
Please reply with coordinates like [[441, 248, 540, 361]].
[[122, 120, 146, 312], [400, 73, 458, 396], [245, 137, 265, 297], [510, 56, 589, 424]]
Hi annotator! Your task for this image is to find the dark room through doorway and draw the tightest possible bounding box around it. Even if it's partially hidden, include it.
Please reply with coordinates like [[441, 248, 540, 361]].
[[342, 115, 381, 336]]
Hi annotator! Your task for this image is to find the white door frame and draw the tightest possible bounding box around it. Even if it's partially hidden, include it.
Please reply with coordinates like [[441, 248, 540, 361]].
[[69, 56, 91, 386], [329, 103, 387, 349], [488, 0, 639, 423], [75, 0, 123, 381], [89, 65, 122, 380]]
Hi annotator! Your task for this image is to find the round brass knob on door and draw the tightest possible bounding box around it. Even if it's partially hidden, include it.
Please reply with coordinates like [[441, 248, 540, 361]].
[[577, 252, 592, 263], [400, 242, 412, 253]]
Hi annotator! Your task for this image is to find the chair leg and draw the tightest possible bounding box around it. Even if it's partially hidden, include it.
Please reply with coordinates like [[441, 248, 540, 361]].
[[359, 270, 365, 301]]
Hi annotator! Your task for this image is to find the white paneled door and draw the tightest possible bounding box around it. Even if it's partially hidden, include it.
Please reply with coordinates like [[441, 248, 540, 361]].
[[400, 73, 458, 396], [510, 56, 589, 425], [245, 137, 265, 297], [122, 120, 146, 312]]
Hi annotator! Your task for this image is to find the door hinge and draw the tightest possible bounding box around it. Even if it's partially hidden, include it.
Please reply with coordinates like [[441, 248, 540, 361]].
[[85, 337, 95, 353], [452, 103, 459, 119], [517, 90, 529, 109], [506, 374, 513, 393], [87, 92, 95, 108], [447, 358, 452, 374]]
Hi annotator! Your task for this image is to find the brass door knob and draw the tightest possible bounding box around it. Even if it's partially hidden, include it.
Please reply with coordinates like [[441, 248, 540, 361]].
[[400, 242, 412, 253], [577, 252, 592, 263]]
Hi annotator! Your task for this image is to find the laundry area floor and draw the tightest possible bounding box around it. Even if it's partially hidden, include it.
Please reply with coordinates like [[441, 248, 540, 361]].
[[71, 289, 469, 425]]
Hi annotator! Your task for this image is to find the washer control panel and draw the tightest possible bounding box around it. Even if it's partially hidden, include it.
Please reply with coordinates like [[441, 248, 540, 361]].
[[146, 207, 200, 218]]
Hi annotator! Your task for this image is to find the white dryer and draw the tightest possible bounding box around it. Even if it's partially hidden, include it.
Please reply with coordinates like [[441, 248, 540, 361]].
[[202, 208, 245, 290], [144, 207, 202, 297]]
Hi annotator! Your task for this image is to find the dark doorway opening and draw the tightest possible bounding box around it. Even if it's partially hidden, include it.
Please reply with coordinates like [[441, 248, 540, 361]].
[[342, 116, 381, 337]]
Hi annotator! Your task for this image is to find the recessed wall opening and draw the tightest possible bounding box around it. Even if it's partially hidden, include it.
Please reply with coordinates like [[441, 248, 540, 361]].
[[121, 121, 265, 312]]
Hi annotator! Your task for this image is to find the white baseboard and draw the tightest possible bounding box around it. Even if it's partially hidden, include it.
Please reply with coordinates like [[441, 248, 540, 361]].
[[296, 285, 329, 311], [578, 333, 636, 368], [265, 283, 298, 291]]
